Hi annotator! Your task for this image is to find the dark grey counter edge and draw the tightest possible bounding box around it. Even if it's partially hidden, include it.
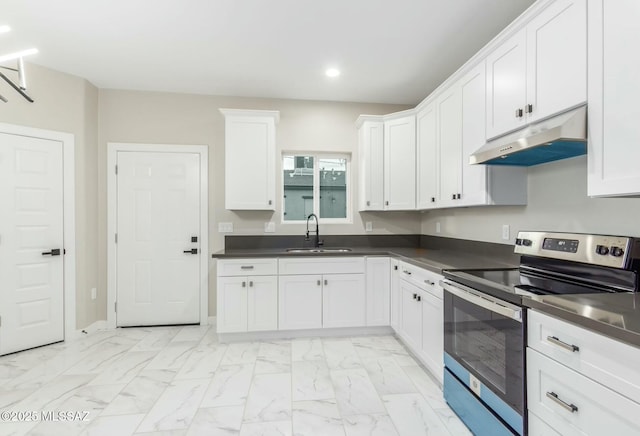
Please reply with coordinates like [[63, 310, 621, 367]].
[[211, 247, 517, 275], [524, 297, 640, 349]]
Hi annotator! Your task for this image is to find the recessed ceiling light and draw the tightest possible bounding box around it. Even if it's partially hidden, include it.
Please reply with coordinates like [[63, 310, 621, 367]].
[[325, 68, 340, 78], [0, 26, 10, 34]]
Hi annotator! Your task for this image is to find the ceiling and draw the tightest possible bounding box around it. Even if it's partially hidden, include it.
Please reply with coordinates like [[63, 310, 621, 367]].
[[2, 0, 535, 105]]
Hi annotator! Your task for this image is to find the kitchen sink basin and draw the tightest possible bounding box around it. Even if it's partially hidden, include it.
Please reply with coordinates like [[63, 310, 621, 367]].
[[285, 248, 352, 253]]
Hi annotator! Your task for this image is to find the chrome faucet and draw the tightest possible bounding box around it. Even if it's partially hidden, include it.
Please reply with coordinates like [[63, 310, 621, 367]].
[[305, 213, 323, 248]]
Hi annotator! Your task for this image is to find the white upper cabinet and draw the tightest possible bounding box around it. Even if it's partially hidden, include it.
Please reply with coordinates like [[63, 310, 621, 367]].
[[358, 119, 385, 211], [416, 102, 439, 209], [587, 0, 640, 196], [220, 109, 279, 210], [384, 113, 417, 210], [486, 0, 587, 139], [357, 111, 416, 211], [486, 28, 528, 139], [437, 85, 463, 208]]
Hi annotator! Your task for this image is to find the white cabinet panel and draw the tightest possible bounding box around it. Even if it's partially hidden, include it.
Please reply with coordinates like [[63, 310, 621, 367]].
[[365, 257, 390, 326], [217, 276, 248, 333], [420, 289, 443, 384], [528, 310, 640, 403], [528, 411, 562, 436], [416, 102, 439, 209], [486, 29, 528, 139], [358, 120, 385, 211], [437, 87, 463, 208], [526, 0, 586, 123], [399, 279, 422, 351], [384, 115, 416, 210], [390, 259, 401, 331], [587, 0, 640, 196], [247, 275, 278, 331], [221, 109, 278, 210], [323, 274, 366, 328], [278, 257, 365, 275], [278, 275, 323, 330], [527, 348, 640, 436], [217, 258, 278, 277]]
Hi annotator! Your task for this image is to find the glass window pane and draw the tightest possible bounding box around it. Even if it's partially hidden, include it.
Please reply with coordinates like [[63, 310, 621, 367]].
[[283, 155, 314, 221], [319, 158, 347, 219]]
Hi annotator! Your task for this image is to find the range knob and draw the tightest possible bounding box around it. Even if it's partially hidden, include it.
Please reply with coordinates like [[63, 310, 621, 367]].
[[610, 246, 625, 257], [522, 239, 533, 247], [596, 245, 609, 255]]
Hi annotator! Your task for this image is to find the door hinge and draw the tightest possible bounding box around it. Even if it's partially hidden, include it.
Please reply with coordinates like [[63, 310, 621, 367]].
[[115, 165, 118, 175], [115, 233, 118, 243], [114, 302, 117, 313]]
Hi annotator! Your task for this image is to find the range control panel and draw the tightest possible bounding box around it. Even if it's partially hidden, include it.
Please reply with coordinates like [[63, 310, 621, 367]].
[[515, 232, 633, 269]]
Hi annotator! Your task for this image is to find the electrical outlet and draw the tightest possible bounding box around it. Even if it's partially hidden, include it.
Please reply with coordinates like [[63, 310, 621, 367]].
[[365, 221, 373, 232], [502, 224, 510, 241], [218, 222, 234, 233], [436, 222, 441, 234], [90, 288, 97, 300], [264, 222, 275, 233]]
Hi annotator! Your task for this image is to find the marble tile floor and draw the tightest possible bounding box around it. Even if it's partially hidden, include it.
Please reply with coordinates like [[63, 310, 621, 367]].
[[0, 325, 472, 436]]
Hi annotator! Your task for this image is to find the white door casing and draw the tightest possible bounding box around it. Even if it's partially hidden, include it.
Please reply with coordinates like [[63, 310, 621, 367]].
[[107, 143, 208, 328], [0, 124, 75, 354]]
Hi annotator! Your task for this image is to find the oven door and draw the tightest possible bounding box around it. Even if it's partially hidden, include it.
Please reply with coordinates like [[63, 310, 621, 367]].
[[442, 280, 525, 430]]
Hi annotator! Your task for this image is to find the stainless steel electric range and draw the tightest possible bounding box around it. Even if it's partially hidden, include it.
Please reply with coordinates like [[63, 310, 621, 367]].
[[440, 231, 640, 436]]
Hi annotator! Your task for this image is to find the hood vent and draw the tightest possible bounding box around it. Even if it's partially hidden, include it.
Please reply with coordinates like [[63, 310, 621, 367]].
[[470, 106, 587, 166]]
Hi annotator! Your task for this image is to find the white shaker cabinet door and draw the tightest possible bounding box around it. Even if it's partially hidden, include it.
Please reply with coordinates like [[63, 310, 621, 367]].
[[383, 115, 416, 210], [416, 102, 439, 209], [217, 276, 248, 333], [420, 290, 443, 384], [486, 28, 527, 139], [278, 275, 322, 330], [322, 274, 366, 328], [358, 120, 385, 211], [587, 0, 640, 196], [365, 257, 390, 326], [399, 280, 422, 352], [247, 275, 278, 331], [437, 85, 463, 208]]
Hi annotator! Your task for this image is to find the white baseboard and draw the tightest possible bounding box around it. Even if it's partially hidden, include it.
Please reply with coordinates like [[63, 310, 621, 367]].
[[217, 325, 393, 343]]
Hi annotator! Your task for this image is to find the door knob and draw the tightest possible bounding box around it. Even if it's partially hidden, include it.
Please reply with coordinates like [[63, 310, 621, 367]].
[[42, 248, 61, 256], [183, 248, 198, 254]]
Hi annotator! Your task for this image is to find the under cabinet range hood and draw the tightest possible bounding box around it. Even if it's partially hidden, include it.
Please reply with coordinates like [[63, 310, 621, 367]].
[[470, 106, 587, 166]]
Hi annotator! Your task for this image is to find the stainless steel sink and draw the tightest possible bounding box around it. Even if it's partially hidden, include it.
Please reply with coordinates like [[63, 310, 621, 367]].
[[285, 248, 352, 253]]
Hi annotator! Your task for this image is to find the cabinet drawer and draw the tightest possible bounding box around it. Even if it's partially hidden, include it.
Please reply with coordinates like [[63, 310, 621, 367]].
[[527, 348, 640, 436], [217, 258, 278, 276], [528, 310, 640, 402], [398, 261, 443, 299], [278, 257, 365, 275]]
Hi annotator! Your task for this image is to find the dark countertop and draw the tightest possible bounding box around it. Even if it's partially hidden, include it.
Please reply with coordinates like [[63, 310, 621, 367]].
[[212, 246, 517, 274], [524, 293, 640, 348]]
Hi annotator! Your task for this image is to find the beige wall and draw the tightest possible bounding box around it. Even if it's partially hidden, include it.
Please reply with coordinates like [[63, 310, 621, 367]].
[[0, 63, 100, 329], [97, 90, 417, 318], [421, 156, 640, 243]]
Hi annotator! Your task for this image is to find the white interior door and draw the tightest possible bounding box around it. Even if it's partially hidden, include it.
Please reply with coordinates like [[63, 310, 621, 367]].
[[116, 151, 201, 326], [0, 132, 65, 355]]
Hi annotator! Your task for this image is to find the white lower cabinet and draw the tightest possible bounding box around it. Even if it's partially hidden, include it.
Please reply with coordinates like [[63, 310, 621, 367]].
[[366, 257, 391, 326], [395, 261, 444, 384], [390, 259, 401, 330], [527, 310, 640, 435], [278, 275, 323, 330], [323, 274, 366, 328], [217, 276, 278, 333], [217, 258, 278, 333]]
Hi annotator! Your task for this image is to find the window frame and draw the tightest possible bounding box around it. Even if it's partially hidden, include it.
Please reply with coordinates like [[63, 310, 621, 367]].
[[281, 152, 352, 224]]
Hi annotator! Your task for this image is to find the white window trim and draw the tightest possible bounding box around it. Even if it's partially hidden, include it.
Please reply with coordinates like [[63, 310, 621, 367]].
[[281, 152, 352, 224]]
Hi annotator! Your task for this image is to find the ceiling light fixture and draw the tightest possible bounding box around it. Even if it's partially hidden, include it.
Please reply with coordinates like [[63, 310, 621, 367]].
[[325, 68, 340, 78]]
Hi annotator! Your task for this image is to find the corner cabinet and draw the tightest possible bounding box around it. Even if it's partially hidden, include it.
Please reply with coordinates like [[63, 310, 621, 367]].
[[357, 110, 416, 211], [587, 0, 640, 196], [416, 61, 527, 210], [220, 109, 279, 210], [486, 0, 587, 139]]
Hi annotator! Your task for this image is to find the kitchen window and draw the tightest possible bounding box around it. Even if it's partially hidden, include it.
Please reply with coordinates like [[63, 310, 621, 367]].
[[282, 154, 351, 223]]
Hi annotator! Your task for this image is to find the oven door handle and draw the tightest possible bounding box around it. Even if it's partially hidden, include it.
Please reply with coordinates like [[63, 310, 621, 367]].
[[441, 280, 523, 322]]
